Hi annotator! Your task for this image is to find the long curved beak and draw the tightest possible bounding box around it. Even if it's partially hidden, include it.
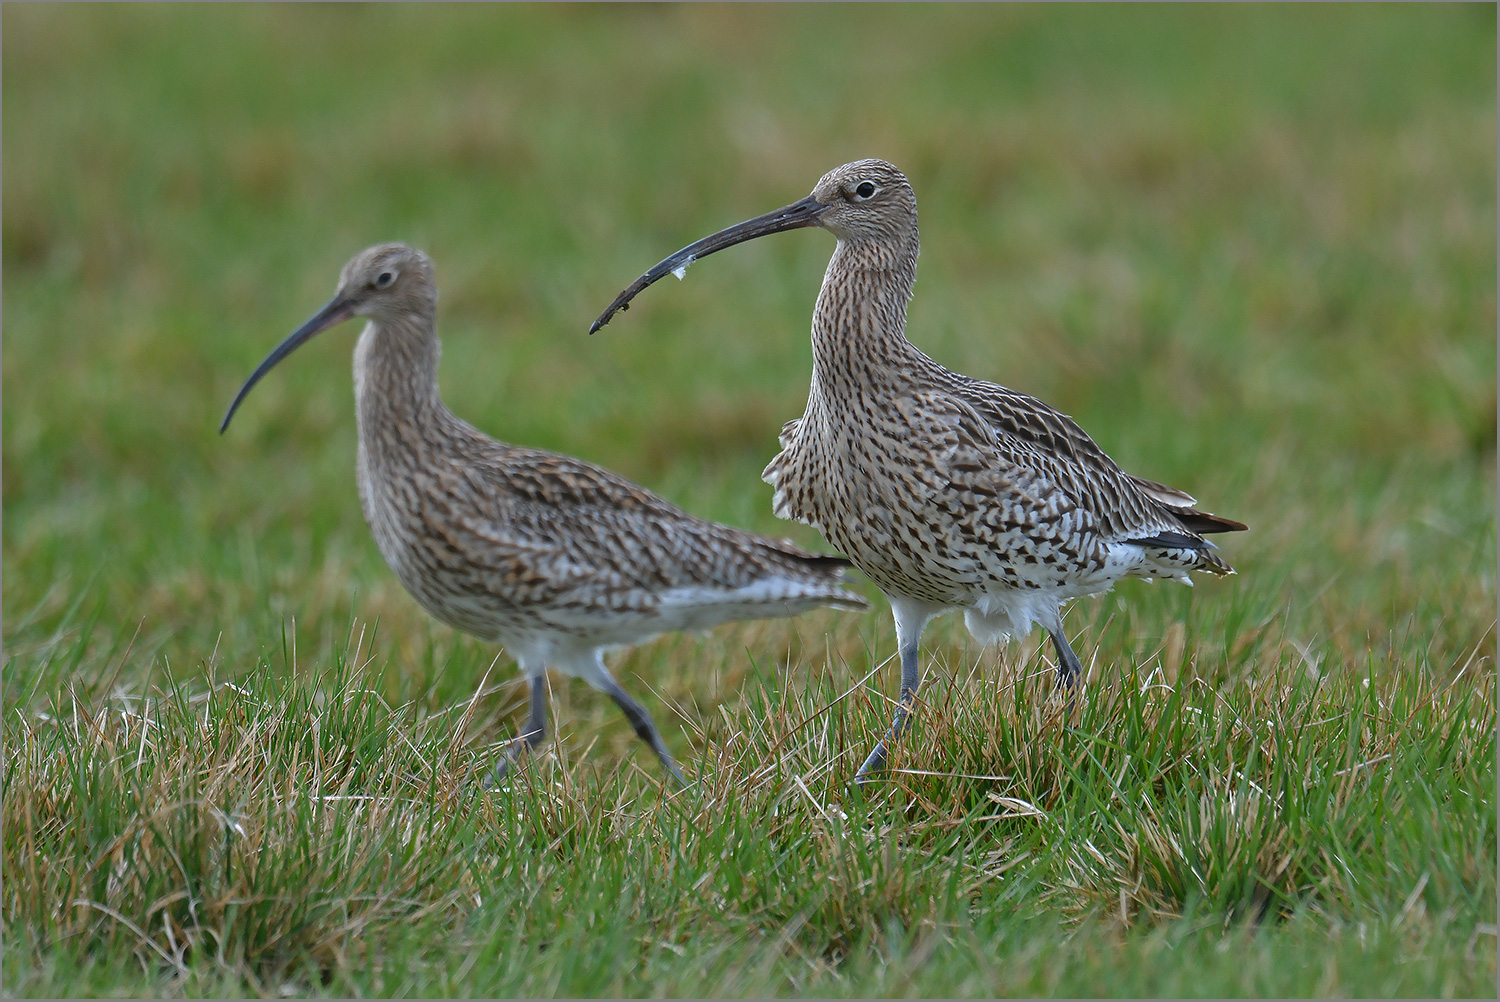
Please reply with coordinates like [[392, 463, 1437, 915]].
[[219, 296, 355, 433], [589, 193, 827, 334]]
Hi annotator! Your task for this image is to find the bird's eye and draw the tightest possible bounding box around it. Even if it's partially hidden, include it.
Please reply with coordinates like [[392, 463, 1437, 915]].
[[375, 271, 395, 289], [853, 181, 877, 200]]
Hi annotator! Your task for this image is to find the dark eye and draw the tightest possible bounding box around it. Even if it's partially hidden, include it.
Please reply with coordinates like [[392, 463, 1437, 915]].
[[854, 181, 877, 200], [375, 271, 395, 289]]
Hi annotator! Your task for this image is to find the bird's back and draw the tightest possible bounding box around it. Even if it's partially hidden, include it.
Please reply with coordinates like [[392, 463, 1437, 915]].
[[358, 408, 868, 646], [763, 349, 1240, 607]]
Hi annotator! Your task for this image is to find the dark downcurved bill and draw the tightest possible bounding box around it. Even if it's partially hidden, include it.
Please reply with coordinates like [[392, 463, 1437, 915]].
[[589, 193, 826, 334], [219, 296, 354, 433]]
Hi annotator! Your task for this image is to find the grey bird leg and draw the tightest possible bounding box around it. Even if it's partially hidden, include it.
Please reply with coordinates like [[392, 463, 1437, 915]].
[[603, 679, 688, 787], [485, 674, 549, 787], [1046, 624, 1084, 689], [853, 630, 924, 783], [853, 598, 936, 784]]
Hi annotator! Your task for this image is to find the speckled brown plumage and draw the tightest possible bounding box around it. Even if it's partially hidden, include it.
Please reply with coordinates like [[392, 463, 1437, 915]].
[[222, 243, 868, 785], [592, 159, 1246, 781]]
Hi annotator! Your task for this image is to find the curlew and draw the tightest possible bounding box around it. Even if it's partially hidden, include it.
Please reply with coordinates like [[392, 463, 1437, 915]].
[[591, 159, 1246, 782], [221, 243, 868, 785]]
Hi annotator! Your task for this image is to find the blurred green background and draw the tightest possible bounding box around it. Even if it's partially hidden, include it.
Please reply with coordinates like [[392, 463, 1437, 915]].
[[3, 5, 1495, 996], [4, 2, 1494, 700]]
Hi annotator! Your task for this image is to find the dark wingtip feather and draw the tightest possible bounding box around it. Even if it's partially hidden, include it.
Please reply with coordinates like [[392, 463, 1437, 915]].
[[1170, 509, 1249, 534], [800, 551, 856, 571], [1125, 530, 1211, 550]]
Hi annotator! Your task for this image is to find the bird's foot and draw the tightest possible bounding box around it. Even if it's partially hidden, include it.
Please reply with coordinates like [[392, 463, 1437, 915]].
[[661, 755, 689, 789], [851, 739, 891, 786], [482, 757, 513, 790], [482, 732, 543, 789]]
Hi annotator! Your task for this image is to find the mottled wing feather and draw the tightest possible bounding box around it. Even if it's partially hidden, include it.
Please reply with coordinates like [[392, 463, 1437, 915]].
[[432, 442, 858, 618], [464, 447, 685, 519], [940, 374, 1227, 540], [918, 389, 1243, 585], [1129, 475, 1197, 507], [904, 390, 1098, 557], [951, 379, 1116, 469]]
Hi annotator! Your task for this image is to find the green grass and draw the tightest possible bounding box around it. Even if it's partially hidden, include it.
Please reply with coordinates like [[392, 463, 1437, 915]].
[[4, 4, 1495, 997]]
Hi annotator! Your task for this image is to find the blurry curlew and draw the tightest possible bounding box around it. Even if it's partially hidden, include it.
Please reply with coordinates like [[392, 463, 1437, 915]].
[[591, 159, 1246, 782], [221, 243, 868, 785]]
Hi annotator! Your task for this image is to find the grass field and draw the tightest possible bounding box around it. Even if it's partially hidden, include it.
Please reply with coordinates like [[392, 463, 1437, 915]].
[[3, 4, 1496, 997]]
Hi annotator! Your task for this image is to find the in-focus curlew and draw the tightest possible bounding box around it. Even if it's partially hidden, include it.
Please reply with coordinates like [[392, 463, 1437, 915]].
[[592, 159, 1246, 782], [221, 243, 868, 785]]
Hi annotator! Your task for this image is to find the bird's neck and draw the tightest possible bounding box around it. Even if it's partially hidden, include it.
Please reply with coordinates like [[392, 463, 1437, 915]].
[[353, 310, 453, 452], [810, 233, 921, 388]]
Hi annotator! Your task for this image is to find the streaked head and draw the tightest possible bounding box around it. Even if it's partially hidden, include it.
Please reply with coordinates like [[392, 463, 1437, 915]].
[[219, 243, 435, 433], [805, 158, 917, 244], [334, 242, 436, 321], [590, 159, 917, 334]]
